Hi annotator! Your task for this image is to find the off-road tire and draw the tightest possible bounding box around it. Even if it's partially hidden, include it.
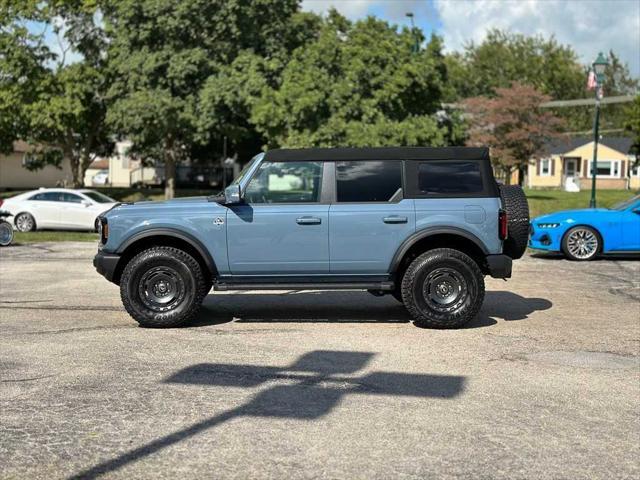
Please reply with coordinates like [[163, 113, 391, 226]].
[[15, 212, 36, 232], [120, 246, 207, 328], [401, 248, 485, 328], [499, 185, 529, 259]]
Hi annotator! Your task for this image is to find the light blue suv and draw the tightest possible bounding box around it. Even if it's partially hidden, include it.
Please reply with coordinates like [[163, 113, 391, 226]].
[[94, 147, 529, 328]]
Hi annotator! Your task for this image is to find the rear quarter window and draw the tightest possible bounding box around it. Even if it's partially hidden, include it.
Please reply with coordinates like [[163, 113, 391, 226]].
[[418, 161, 484, 195], [404, 159, 496, 198]]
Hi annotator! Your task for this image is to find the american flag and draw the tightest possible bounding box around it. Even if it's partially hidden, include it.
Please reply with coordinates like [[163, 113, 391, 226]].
[[587, 70, 597, 90]]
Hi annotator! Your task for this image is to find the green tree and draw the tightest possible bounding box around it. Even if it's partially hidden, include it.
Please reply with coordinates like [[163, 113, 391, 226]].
[[624, 95, 640, 164], [251, 13, 463, 149], [448, 30, 585, 101], [104, 0, 303, 199], [0, 1, 113, 187]]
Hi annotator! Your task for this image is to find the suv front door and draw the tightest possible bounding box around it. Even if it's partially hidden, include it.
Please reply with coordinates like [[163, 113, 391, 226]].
[[329, 160, 416, 274], [226, 160, 330, 275]]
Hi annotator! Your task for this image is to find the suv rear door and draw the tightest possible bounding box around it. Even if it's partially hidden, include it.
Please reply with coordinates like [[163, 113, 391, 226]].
[[328, 160, 415, 274], [226, 160, 330, 274]]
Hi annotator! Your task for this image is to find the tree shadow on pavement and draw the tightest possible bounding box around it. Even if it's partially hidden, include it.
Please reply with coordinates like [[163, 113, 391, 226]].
[[188, 290, 551, 329], [68, 350, 465, 479]]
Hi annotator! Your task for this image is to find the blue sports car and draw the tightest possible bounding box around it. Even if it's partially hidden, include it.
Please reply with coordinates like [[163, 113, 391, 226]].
[[529, 194, 640, 260]]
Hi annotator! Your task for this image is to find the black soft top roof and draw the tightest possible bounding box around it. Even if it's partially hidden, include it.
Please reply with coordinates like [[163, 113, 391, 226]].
[[264, 147, 489, 162]]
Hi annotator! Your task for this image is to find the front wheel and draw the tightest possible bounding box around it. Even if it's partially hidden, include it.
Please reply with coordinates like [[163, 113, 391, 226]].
[[120, 246, 208, 327], [562, 226, 600, 261], [401, 248, 485, 328]]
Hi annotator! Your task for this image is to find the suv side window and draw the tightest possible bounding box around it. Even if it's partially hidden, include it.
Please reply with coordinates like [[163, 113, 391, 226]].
[[336, 160, 402, 202], [244, 161, 323, 204], [30, 192, 61, 201], [418, 161, 483, 195]]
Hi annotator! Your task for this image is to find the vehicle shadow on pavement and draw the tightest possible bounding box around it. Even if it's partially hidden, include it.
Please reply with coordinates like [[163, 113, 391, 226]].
[[189, 290, 552, 329], [68, 350, 465, 479], [530, 252, 640, 261]]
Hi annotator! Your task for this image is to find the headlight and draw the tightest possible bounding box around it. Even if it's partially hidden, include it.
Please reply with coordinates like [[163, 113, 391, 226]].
[[537, 223, 560, 228]]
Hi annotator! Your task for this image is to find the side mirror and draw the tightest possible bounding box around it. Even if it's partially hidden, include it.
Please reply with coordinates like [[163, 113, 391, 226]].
[[81, 200, 92, 207], [224, 184, 243, 205]]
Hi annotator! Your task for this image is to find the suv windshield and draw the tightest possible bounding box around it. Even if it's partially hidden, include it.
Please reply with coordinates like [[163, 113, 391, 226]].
[[230, 153, 263, 187], [611, 195, 639, 211], [82, 191, 115, 203]]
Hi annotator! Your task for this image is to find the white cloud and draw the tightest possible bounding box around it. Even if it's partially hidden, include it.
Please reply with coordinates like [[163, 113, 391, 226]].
[[434, 0, 640, 76]]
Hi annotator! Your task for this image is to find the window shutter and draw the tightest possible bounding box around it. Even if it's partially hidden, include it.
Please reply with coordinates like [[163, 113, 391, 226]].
[[536, 159, 541, 176], [620, 160, 626, 178], [551, 159, 555, 176], [583, 160, 589, 177]]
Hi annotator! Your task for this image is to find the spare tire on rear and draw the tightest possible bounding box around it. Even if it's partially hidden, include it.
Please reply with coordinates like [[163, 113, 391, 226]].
[[499, 185, 530, 259]]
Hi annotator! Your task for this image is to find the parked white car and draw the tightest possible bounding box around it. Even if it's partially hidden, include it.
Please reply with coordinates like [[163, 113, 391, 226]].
[[0, 188, 117, 232], [91, 170, 109, 186]]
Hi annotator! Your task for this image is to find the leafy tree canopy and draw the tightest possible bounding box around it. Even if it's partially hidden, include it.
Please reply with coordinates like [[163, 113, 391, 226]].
[[250, 11, 463, 149]]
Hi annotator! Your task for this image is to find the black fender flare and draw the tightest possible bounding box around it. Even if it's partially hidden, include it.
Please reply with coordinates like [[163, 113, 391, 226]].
[[116, 228, 218, 275], [389, 227, 489, 273]]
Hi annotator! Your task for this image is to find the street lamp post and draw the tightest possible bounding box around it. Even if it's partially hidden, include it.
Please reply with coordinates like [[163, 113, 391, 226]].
[[589, 52, 609, 208], [405, 12, 419, 54]]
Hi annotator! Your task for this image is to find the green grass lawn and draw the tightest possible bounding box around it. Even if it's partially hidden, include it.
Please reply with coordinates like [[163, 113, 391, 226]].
[[12, 231, 99, 243], [524, 188, 637, 218]]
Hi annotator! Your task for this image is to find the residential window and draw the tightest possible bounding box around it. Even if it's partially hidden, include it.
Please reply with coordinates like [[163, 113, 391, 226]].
[[540, 159, 551, 176], [336, 160, 402, 202], [418, 161, 483, 195], [244, 161, 323, 204], [589, 160, 620, 178]]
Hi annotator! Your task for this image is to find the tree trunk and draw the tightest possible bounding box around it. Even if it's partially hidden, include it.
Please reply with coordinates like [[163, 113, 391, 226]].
[[164, 140, 176, 200], [69, 156, 82, 188], [517, 165, 526, 187], [503, 167, 512, 185]]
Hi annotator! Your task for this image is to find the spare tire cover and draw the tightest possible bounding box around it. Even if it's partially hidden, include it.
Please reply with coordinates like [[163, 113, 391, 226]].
[[500, 185, 530, 259]]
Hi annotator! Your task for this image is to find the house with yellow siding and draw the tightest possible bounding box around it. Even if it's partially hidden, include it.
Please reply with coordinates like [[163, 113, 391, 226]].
[[528, 137, 638, 190]]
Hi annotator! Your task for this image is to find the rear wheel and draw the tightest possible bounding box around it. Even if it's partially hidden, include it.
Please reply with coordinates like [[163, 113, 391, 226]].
[[15, 212, 36, 232], [401, 248, 485, 328], [0, 220, 14, 246], [120, 246, 208, 327], [562, 226, 600, 261]]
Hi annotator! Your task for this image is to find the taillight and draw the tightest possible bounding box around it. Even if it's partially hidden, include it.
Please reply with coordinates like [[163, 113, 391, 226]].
[[499, 209, 508, 240]]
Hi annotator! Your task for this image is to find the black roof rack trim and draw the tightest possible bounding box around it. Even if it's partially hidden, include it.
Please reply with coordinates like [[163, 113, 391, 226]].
[[264, 147, 489, 162]]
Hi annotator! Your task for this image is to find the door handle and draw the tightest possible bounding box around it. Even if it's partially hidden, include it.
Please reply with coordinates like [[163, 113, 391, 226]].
[[383, 216, 408, 224], [296, 216, 322, 225]]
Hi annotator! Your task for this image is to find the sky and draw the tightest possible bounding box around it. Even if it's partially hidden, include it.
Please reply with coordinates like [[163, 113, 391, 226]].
[[301, 0, 640, 77]]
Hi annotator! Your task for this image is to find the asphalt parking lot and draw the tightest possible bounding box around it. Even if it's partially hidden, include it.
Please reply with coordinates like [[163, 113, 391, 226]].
[[1, 242, 639, 479]]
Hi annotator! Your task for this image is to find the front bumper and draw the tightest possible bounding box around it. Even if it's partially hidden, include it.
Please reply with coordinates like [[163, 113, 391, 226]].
[[94, 250, 121, 283], [486, 254, 512, 279], [528, 223, 562, 251]]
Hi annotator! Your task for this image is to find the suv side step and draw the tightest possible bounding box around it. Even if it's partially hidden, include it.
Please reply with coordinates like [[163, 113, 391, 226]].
[[214, 281, 395, 291]]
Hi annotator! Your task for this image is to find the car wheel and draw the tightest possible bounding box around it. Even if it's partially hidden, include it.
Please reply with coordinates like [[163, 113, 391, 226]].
[[120, 246, 208, 327], [0, 220, 14, 246], [15, 212, 36, 232], [401, 248, 485, 329], [562, 226, 600, 261], [94, 217, 100, 232]]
